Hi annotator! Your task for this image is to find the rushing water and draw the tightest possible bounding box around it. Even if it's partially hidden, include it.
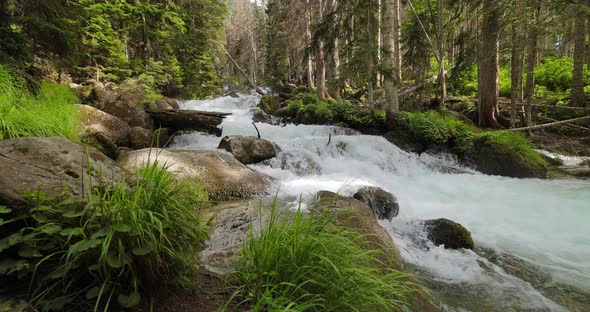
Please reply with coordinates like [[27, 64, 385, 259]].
[[171, 92, 590, 312]]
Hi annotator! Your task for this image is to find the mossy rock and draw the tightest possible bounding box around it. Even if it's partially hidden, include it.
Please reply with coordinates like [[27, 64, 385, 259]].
[[463, 136, 548, 178], [424, 218, 474, 250], [259, 95, 280, 114]]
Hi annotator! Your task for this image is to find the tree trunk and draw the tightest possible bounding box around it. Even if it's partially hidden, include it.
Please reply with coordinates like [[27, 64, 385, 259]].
[[478, 0, 501, 128], [383, 0, 400, 128], [524, 1, 541, 130], [315, 0, 327, 99], [437, 0, 447, 107], [394, 0, 402, 82], [571, 9, 587, 107], [306, 2, 315, 89], [510, 0, 526, 128]]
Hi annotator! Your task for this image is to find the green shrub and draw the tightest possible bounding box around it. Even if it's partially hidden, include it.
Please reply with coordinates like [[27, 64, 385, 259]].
[[286, 99, 304, 114], [478, 131, 547, 166], [0, 66, 79, 141], [0, 161, 209, 311], [499, 66, 511, 98], [226, 205, 416, 311], [396, 111, 475, 151]]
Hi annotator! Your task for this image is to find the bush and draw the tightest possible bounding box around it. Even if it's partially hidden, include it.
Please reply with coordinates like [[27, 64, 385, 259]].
[[226, 205, 416, 311], [396, 111, 475, 151], [0, 65, 79, 141], [0, 161, 209, 311]]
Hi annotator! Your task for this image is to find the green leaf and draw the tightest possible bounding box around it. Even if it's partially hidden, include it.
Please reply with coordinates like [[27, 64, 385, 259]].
[[0, 206, 12, 214], [68, 239, 101, 256], [0, 258, 30, 274], [90, 227, 112, 240], [131, 245, 154, 256], [18, 245, 42, 258], [85, 286, 101, 299], [62, 210, 85, 218], [117, 291, 141, 308], [59, 227, 84, 237], [40, 224, 62, 235], [0, 233, 24, 253], [106, 252, 130, 268], [112, 224, 131, 233]]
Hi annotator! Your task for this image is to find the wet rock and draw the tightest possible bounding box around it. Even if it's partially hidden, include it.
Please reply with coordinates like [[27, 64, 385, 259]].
[[353, 186, 399, 220], [423, 218, 474, 250], [129, 126, 153, 149], [462, 138, 547, 178], [0, 137, 127, 210], [261, 151, 322, 176], [78, 105, 131, 157], [250, 107, 273, 124], [199, 199, 262, 275], [117, 149, 273, 201], [273, 107, 295, 119], [217, 135, 278, 165], [383, 130, 427, 154], [149, 97, 180, 110], [559, 166, 590, 178], [313, 191, 401, 264]]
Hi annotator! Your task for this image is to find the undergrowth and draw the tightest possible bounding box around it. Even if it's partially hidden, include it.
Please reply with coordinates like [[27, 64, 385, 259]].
[[285, 92, 384, 129], [226, 203, 416, 311], [396, 111, 547, 166], [0, 65, 79, 141], [0, 161, 209, 311]]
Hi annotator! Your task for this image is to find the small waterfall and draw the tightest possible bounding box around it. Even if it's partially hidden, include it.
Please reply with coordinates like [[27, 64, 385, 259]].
[[172, 92, 590, 312]]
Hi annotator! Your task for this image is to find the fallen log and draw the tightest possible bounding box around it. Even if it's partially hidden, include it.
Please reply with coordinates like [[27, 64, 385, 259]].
[[146, 109, 231, 136], [508, 115, 590, 132], [537, 115, 590, 132], [498, 102, 589, 112], [399, 69, 450, 96], [223, 48, 265, 96]]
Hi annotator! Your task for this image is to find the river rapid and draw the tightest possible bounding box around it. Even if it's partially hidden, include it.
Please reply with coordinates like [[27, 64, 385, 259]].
[[171, 92, 590, 312]]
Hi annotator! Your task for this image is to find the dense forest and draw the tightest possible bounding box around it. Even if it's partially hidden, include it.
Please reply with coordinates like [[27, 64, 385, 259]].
[[1, 1, 590, 312], [227, 0, 590, 128]]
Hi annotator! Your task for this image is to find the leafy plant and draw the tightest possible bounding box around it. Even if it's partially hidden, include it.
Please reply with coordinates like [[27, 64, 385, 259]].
[[226, 203, 417, 311], [0, 161, 209, 311]]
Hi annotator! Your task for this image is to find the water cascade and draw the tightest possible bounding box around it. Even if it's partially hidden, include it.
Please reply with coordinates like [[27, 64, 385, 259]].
[[171, 93, 590, 312]]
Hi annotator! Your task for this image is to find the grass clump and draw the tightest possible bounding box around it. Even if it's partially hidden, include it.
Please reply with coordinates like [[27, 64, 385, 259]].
[[226, 205, 416, 311], [0, 65, 79, 141], [0, 161, 209, 311]]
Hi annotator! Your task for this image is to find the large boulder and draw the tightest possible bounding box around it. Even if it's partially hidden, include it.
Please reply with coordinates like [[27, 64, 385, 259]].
[[250, 107, 273, 124], [217, 136, 278, 165], [353, 186, 399, 220], [149, 97, 180, 110], [98, 98, 153, 129], [117, 149, 274, 201], [259, 95, 280, 114], [128, 126, 153, 149], [78, 105, 131, 157], [199, 199, 262, 275], [313, 191, 401, 265], [423, 218, 474, 250], [0, 137, 127, 210], [462, 138, 548, 178]]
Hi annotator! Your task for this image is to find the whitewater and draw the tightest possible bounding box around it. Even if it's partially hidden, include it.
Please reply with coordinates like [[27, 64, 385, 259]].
[[171, 92, 590, 312]]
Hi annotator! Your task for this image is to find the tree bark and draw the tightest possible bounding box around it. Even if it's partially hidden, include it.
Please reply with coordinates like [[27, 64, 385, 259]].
[[571, 9, 587, 107], [524, 1, 541, 130], [511, 0, 526, 128], [478, 0, 501, 128], [437, 0, 447, 107], [383, 0, 400, 128]]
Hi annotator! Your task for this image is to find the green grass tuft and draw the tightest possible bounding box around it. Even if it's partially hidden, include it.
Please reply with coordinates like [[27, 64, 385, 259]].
[[0, 161, 210, 311], [226, 203, 417, 311], [0, 65, 79, 141]]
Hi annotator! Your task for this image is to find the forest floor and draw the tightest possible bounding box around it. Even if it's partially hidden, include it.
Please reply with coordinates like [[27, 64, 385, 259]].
[[530, 131, 590, 156]]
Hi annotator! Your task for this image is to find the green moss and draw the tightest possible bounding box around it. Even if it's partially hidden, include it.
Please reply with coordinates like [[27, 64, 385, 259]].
[[478, 131, 547, 167], [259, 95, 280, 113]]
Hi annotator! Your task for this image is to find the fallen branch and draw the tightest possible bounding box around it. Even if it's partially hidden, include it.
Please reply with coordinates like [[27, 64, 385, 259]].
[[508, 115, 590, 132], [399, 69, 451, 96], [223, 48, 265, 96], [537, 115, 590, 132], [498, 102, 589, 112], [326, 133, 332, 147], [251, 122, 261, 139]]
